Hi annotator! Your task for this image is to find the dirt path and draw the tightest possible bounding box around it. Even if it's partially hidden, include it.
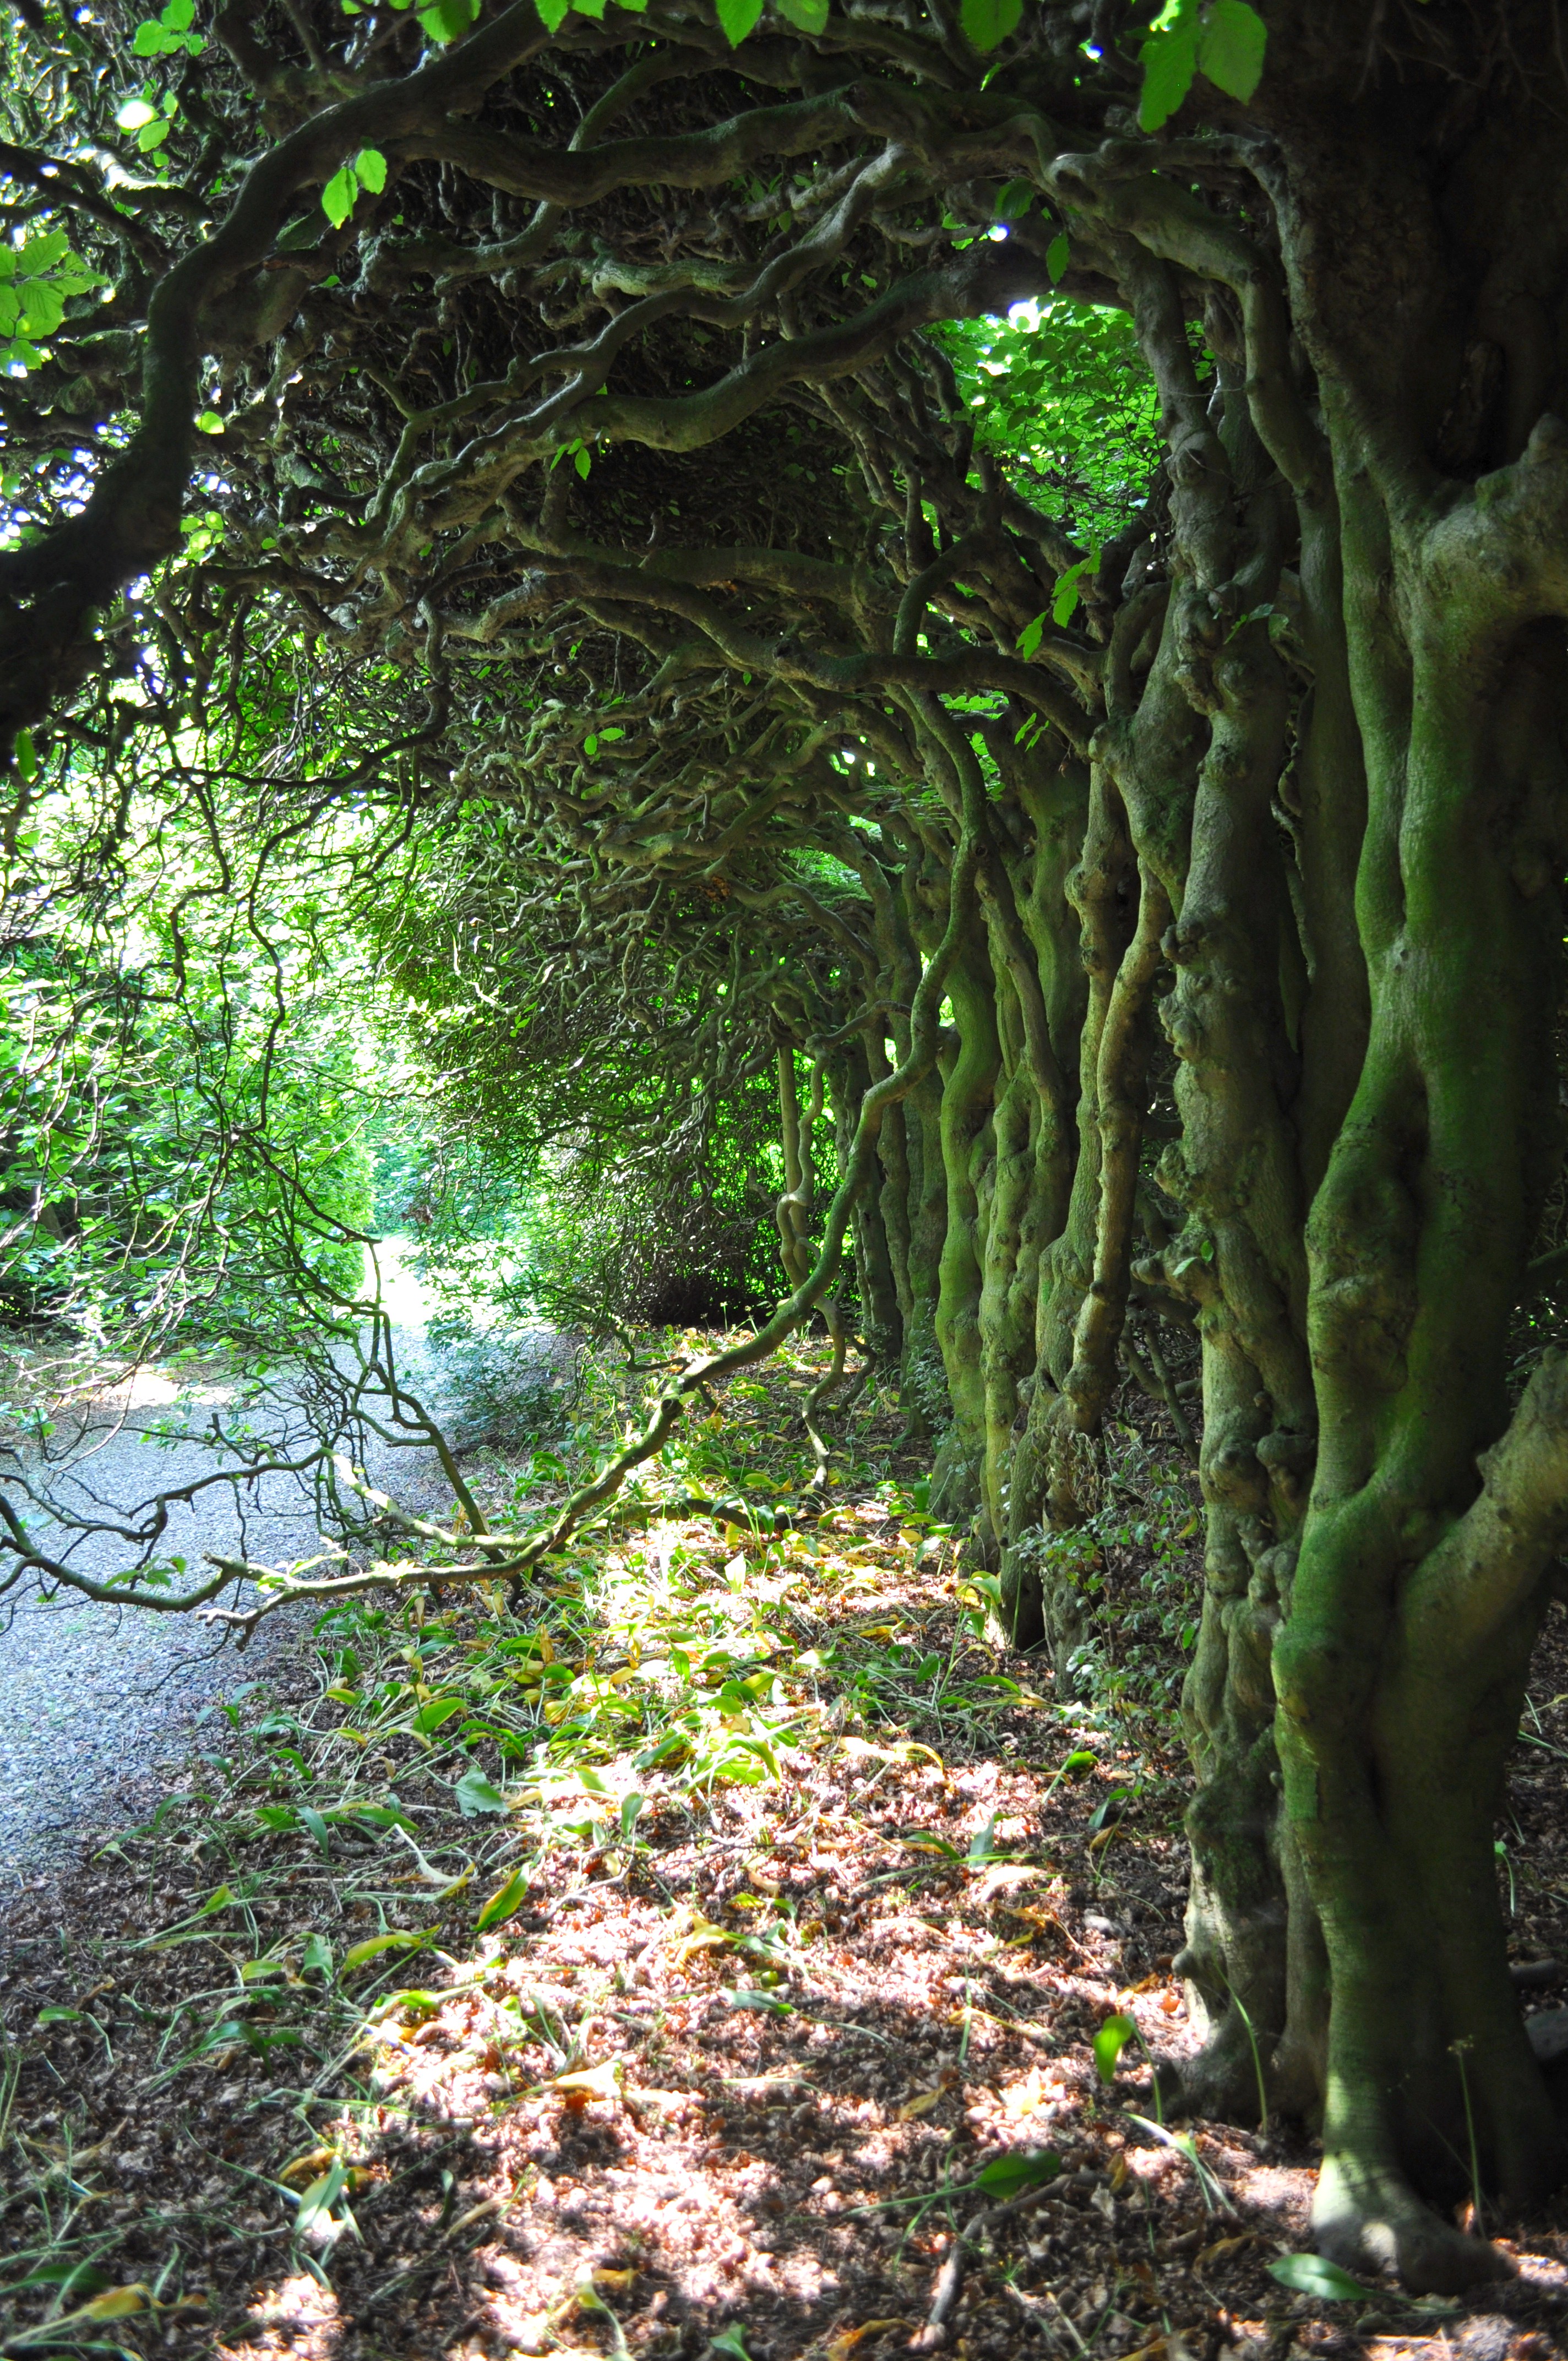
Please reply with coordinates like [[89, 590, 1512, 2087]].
[[0, 1287, 458, 1895]]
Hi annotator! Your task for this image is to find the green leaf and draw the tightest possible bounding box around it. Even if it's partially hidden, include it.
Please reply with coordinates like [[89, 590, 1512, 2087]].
[[137, 117, 171, 148], [18, 230, 70, 275], [195, 409, 225, 434], [454, 1766, 508, 1816], [993, 178, 1035, 222], [1198, 0, 1266, 101], [715, 0, 763, 42], [776, 0, 827, 26], [1016, 612, 1046, 660], [412, 1694, 465, 1733], [900, 1827, 963, 1859], [1267, 2255, 1373, 2303], [36, 2005, 83, 2025], [974, 2148, 1061, 2199], [294, 2158, 347, 2237], [162, 0, 196, 28], [340, 1928, 433, 1974], [19, 281, 65, 335], [584, 733, 599, 759], [1139, 0, 1201, 131], [1047, 231, 1070, 282], [297, 1805, 333, 1853], [302, 1932, 334, 1976], [13, 2265, 113, 2297], [574, 444, 592, 479], [132, 17, 176, 47], [417, 0, 478, 40], [1052, 548, 1100, 625], [960, 0, 1021, 51], [709, 2331, 754, 2361], [14, 728, 38, 784], [353, 146, 388, 194], [475, 1864, 530, 1931], [536, 0, 570, 24], [966, 1811, 1004, 1865], [1093, 2011, 1137, 2083], [322, 167, 358, 229]]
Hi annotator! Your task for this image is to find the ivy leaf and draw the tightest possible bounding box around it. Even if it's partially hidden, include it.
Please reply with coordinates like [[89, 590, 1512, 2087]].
[[715, 0, 764, 44], [1139, 0, 1201, 131], [353, 146, 388, 194], [776, 0, 827, 26], [321, 167, 358, 229], [1198, 0, 1267, 101], [1267, 2255, 1373, 2303], [960, 0, 1021, 50]]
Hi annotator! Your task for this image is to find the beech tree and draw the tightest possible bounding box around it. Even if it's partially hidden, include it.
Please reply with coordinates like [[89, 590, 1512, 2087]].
[[6, 0, 1568, 2293]]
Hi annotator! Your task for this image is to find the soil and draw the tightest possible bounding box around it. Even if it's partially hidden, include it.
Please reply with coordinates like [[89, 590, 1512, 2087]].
[[3, 1350, 1568, 2361]]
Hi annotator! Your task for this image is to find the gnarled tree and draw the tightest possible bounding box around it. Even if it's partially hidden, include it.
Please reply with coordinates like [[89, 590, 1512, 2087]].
[[6, 0, 1568, 2291]]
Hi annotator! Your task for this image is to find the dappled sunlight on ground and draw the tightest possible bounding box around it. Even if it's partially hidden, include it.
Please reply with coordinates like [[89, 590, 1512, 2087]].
[[4, 1333, 1568, 2359]]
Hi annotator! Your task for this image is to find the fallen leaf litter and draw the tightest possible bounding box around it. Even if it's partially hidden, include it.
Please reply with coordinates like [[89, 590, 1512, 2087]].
[[3, 1335, 1568, 2361]]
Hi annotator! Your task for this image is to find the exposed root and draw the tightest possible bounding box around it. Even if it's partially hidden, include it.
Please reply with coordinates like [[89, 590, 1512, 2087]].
[[1311, 2151, 1517, 2296]]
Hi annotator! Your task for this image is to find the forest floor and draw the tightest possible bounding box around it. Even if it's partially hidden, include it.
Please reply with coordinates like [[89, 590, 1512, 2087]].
[[3, 1333, 1568, 2361]]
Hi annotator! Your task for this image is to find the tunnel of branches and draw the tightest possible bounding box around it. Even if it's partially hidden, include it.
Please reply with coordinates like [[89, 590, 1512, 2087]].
[[12, 0, 1568, 2292]]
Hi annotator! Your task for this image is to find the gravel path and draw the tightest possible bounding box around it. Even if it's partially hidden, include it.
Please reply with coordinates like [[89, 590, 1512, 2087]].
[[0, 1294, 476, 1896]]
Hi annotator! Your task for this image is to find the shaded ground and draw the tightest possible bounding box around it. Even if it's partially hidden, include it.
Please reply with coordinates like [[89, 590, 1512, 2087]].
[[1, 1336, 1566, 2361]]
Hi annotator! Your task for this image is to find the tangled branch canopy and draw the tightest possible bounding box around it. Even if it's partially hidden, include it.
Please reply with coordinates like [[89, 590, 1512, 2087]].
[[14, 0, 1568, 2300]]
